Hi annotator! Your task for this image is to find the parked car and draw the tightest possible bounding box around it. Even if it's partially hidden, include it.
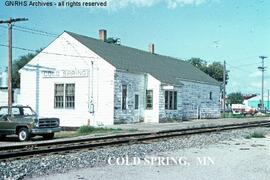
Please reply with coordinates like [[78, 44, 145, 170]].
[[0, 105, 61, 141]]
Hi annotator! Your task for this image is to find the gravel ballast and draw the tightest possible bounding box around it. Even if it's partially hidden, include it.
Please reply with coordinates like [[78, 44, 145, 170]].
[[0, 127, 269, 180]]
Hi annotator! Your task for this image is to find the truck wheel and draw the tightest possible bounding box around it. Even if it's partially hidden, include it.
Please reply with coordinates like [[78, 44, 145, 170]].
[[0, 135, 6, 139], [43, 133, 54, 140], [18, 127, 30, 142]]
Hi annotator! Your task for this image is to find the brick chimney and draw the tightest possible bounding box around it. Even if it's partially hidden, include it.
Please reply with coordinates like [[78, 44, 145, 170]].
[[99, 29, 107, 42], [148, 43, 155, 54]]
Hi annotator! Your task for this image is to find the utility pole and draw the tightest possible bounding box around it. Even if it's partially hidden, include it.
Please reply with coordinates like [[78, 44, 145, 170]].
[[267, 89, 269, 110], [0, 18, 28, 114], [258, 56, 267, 111], [223, 61, 226, 116]]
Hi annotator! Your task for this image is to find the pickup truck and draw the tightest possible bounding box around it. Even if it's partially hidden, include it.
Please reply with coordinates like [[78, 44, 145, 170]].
[[0, 105, 61, 141], [231, 104, 257, 116]]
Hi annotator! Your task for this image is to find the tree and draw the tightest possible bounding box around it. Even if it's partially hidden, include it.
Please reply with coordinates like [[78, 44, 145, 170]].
[[187, 58, 207, 70], [227, 92, 244, 105], [187, 58, 229, 84], [12, 52, 39, 88]]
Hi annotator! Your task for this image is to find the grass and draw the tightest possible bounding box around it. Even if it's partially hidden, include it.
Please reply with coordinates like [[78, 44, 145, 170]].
[[221, 112, 270, 119], [77, 126, 122, 134], [245, 131, 266, 139], [55, 126, 138, 139]]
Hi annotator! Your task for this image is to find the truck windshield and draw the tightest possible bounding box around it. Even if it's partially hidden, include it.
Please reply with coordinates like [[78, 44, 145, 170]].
[[22, 107, 36, 116]]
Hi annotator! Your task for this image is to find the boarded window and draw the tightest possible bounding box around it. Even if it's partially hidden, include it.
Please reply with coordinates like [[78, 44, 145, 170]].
[[122, 85, 127, 110], [65, 84, 75, 109], [165, 91, 177, 110], [135, 94, 139, 110], [146, 90, 153, 109], [54, 84, 64, 108]]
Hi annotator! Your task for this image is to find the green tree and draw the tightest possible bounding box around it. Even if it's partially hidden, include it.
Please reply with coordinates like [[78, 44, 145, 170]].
[[187, 58, 229, 84], [187, 58, 207, 70], [12, 52, 39, 88], [227, 92, 244, 105]]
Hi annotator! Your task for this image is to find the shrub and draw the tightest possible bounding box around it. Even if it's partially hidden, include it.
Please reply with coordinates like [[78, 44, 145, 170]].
[[246, 131, 265, 139], [77, 126, 122, 134]]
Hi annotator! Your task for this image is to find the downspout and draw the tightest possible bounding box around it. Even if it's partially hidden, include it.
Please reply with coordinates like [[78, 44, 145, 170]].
[[88, 61, 95, 114], [35, 64, 40, 117]]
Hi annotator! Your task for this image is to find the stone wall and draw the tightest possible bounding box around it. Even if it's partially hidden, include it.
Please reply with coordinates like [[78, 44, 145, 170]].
[[114, 70, 221, 123], [159, 86, 183, 122], [114, 71, 146, 123], [181, 81, 220, 119]]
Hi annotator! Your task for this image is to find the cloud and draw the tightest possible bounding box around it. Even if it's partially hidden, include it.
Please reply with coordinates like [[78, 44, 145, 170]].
[[166, 0, 208, 9], [107, 0, 158, 9]]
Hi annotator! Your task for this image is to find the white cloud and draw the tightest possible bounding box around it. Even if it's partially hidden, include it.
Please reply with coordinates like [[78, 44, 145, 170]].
[[107, 0, 158, 9], [166, 0, 208, 9]]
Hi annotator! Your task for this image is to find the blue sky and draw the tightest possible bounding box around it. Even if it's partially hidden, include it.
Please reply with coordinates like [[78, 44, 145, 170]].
[[0, 0, 269, 94]]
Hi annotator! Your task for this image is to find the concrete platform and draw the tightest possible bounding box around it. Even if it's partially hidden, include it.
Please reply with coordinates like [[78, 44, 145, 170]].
[[106, 117, 270, 132]]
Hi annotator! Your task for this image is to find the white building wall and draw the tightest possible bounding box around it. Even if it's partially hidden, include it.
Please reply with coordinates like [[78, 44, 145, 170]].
[[0, 89, 8, 106], [0, 70, 8, 88], [19, 70, 37, 109], [144, 74, 160, 123], [19, 32, 115, 127]]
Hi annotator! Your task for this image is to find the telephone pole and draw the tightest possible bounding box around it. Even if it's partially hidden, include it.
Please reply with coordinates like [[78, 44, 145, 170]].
[[258, 56, 267, 111], [223, 61, 226, 116], [0, 18, 28, 114]]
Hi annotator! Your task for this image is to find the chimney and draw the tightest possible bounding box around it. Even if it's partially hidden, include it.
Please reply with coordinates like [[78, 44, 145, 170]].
[[148, 43, 155, 54], [99, 29, 107, 42]]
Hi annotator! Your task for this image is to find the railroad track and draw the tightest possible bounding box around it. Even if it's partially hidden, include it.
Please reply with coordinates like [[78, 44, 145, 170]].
[[1, 120, 270, 161]]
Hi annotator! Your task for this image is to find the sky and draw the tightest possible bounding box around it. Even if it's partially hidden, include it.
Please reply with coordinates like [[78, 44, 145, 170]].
[[0, 0, 269, 94]]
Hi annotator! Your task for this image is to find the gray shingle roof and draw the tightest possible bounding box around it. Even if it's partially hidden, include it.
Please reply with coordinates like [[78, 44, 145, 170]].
[[66, 31, 220, 86]]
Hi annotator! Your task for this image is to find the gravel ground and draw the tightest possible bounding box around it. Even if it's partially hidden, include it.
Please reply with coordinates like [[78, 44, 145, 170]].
[[0, 127, 269, 180], [37, 133, 270, 180]]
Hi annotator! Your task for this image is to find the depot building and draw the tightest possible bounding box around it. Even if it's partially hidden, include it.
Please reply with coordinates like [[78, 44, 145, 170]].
[[20, 30, 221, 127]]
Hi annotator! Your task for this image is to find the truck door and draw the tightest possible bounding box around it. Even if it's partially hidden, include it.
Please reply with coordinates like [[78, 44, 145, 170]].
[[0, 107, 20, 134]]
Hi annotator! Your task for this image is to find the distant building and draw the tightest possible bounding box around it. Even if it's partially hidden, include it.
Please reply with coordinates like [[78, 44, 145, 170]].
[[244, 95, 270, 110], [0, 68, 8, 88], [0, 68, 20, 106]]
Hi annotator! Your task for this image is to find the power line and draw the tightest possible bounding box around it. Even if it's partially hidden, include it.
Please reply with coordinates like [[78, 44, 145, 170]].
[[0, 24, 58, 38], [13, 24, 58, 36], [13, 27, 57, 37], [0, 43, 95, 59], [235, 62, 260, 67], [226, 63, 254, 74]]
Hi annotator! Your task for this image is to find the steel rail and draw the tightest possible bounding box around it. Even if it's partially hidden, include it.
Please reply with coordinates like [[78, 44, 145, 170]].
[[0, 120, 270, 161]]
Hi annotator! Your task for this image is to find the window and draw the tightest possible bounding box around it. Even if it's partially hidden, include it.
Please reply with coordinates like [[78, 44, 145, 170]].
[[65, 84, 75, 109], [55, 84, 64, 108], [210, 91, 213, 100], [0, 107, 20, 116], [0, 107, 8, 116], [12, 108, 20, 116], [146, 90, 153, 109], [165, 91, 177, 110], [54, 83, 75, 109], [135, 94, 139, 110], [122, 85, 127, 110], [22, 107, 36, 116]]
